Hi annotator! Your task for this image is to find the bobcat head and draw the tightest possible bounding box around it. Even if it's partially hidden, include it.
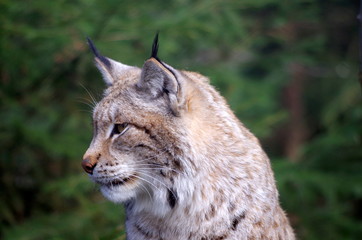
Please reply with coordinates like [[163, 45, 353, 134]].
[[82, 35, 295, 240], [82, 35, 205, 209]]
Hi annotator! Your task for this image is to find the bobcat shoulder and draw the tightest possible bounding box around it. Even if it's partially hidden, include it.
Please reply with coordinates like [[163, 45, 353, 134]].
[[82, 35, 295, 240]]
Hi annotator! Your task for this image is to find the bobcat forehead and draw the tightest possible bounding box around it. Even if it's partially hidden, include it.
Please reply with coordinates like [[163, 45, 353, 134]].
[[83, 35, 295, 240]]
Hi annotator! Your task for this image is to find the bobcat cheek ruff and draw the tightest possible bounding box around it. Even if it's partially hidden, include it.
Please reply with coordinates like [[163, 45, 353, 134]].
[[83, 35, 295, 240]]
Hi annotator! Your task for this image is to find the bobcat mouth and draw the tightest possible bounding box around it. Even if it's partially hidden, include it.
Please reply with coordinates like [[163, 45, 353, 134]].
[[98, 173, 140, 203], [102, 175, 137, 188]]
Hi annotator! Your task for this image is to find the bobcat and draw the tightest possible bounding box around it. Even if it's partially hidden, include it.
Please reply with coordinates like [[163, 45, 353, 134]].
[[82, 35, 295, 240]]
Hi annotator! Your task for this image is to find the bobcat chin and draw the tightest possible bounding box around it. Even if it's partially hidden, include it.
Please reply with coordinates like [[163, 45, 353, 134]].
[[82, 34, 295, 240]]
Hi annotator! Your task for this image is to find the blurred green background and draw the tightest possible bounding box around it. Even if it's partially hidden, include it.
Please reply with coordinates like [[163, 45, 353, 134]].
[[1, 0, 361, 239]]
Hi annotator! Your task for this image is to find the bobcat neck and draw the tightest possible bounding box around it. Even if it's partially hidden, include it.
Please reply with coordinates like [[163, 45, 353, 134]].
[[124, 72, 292, 239], [124, 129, 290, 239]]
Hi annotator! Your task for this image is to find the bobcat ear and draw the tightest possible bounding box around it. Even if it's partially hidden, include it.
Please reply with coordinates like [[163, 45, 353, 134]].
[[137, 34, 183, 116], [138, 58, 182, 116], [87, 37, 132, 86]]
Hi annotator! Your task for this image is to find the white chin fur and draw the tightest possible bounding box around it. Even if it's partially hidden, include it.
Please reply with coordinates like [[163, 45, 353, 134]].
[[100, 185, 137, 203]]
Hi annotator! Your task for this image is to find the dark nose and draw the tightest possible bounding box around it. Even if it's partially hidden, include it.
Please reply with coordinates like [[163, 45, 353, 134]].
[[81, 158, 96, 174]]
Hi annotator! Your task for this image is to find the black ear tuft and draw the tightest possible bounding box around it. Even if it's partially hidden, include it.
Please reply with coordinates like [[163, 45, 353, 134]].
[[150, 33, 160, 61], [87, 37, 111, 69]]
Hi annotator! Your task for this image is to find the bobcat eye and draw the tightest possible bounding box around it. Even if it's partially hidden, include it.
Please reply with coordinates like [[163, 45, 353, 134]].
[[111, 123, 129, 136]]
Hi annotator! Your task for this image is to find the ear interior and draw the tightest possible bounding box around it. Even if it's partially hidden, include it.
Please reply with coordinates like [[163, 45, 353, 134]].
[[95, 58, 132, 86], [138, 58, 182, 116], [87, 37, 133, 86]]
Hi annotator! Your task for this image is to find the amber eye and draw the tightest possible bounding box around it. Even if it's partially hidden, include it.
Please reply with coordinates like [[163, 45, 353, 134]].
[[112, 123, 129, 136]]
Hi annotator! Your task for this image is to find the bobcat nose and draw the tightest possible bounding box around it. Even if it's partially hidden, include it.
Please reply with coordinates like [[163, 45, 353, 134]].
[[82, 157, 97, 175]]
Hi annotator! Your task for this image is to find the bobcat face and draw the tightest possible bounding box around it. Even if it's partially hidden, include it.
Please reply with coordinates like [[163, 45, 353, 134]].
[[82, 36, 189, 204]]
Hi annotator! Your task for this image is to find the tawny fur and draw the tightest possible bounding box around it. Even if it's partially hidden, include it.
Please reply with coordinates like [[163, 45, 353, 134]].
[[83, 38, 295, 240]]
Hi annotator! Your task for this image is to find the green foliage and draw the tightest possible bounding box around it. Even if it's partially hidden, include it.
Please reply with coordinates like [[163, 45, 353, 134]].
[[0, 0, 360, 239]]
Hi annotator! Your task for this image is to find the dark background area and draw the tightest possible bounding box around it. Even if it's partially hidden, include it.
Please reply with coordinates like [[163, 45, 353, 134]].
[[1, 0, 361, 239]]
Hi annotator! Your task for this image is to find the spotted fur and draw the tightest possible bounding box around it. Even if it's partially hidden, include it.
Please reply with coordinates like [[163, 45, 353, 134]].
[[83, 36, 295, 240]]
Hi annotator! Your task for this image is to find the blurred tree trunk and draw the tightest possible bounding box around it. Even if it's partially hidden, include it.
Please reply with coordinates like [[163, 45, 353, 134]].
[[283, 63, 308, 162]]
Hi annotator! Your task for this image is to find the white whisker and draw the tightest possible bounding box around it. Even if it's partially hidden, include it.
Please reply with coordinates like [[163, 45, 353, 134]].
[[114, 163, 185, 176], [132, 174, 161, 192], [136, 170, 177, 197], [80, 96, 96, 109], [128, 173, 153, 199], [79, 83, 98, 107], [137, 167, 184, 176]]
